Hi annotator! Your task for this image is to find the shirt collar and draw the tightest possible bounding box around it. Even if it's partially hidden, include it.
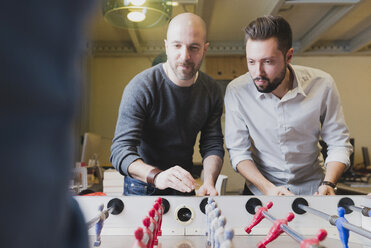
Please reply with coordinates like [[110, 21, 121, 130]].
[[289, 64, 307, 97]]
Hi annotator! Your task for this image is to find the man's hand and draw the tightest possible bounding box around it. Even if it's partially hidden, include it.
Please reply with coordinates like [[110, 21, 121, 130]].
[[154, 165, 196, 193], [197, 183, 218, 196], [200, 155, 223, 196], [265, 186, 295, 196], [315, 185, 336, 195], [237, 160, 294, 196]]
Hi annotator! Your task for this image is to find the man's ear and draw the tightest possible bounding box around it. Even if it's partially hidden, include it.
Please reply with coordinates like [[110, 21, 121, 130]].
[[286, 48, 294, 63], [204, 42, 210, 52]]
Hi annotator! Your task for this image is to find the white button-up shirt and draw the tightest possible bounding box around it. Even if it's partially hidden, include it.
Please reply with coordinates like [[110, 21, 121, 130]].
[[225, 65, 353, 195]]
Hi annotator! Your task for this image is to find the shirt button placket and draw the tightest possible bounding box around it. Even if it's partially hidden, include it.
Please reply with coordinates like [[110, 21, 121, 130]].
[[276, 101, 285, 160]]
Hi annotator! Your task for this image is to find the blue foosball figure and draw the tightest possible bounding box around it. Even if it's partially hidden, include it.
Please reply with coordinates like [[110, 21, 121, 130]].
[[94, 204, 106, 247], [335, 207, 350, 248]]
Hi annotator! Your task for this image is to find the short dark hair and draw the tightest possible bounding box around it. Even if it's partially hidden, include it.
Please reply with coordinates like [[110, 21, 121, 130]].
[[244, 15, 292, 55]]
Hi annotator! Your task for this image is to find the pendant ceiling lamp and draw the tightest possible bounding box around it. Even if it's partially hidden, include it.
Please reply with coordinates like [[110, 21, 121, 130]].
[[102, 0, 173, 29]]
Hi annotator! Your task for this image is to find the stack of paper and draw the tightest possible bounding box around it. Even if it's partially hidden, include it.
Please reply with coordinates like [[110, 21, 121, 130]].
[[103, 169, 124, 196]]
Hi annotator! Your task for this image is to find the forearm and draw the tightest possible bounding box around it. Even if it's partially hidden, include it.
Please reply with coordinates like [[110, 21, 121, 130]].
[[236, 159, 275, 194], [127, 159, 156, 183], [317, 161, 346, 195], [202, 155, 223, 186], [324, 161, 346, 184]]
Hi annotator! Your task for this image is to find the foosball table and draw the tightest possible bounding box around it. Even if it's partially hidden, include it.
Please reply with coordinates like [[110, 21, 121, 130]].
[[75, 195, 371, 248]]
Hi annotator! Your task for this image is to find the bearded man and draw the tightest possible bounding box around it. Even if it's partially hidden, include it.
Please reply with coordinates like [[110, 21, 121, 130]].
[[111, 13, 224, 196], [225, 15, 352, 196]]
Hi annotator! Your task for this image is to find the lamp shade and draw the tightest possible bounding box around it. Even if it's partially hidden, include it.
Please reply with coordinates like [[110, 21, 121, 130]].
[[102, 0, 173, 29]]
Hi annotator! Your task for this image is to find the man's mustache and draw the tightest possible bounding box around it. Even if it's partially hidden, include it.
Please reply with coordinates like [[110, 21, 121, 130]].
[[254, 76, 269, 82], [178, 62, 194, 67]]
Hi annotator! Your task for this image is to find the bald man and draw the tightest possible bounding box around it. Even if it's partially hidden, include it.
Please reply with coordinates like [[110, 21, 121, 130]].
[[111, 13, 224, 196]]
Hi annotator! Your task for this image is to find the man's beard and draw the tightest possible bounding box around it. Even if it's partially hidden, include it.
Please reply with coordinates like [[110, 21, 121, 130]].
[[170, 60, 201, 81], [254, 65, 287, 93]]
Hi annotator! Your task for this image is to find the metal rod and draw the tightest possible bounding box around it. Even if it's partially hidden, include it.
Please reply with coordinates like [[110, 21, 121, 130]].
[[342, 222, 371, 239], [347, 205, 371, 217], [261, 210, 276, 223], [298, 203, 371, 239], [280, 224, 305, 243], [298, 204, 332, 221], [348, 205, 363, 214], [262, 210, 304, 243]]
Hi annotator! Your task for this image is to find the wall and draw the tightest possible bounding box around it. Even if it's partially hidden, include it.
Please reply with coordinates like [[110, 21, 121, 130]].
[[86, 55, 371, 193], [89, 56, 152, 138]]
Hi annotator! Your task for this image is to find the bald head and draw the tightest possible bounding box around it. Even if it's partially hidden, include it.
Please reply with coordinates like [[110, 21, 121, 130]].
[[164, 13, 209, 86], [167, 13, 207, 42]]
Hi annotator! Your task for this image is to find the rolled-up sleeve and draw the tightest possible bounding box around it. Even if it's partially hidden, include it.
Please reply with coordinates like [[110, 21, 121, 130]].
[[224, 85, 253, 171], [320, 78, 353, 168]]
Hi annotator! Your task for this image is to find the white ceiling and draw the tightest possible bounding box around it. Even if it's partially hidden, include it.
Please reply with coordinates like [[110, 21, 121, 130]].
[[87, 0, 371, 56]]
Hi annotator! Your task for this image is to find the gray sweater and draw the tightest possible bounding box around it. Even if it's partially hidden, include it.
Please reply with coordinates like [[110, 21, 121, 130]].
[[111, 64, 224, 176]]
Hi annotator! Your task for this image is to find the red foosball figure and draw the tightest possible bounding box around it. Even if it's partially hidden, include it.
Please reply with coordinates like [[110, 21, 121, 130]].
[[153, 202, 163, 236], [131, 227, 146, 248], [156, 198, 164, 235], [142, 217, 153, 248], [149, 209, 159, 246], [257, 212, 295, 248], [245, 202, 273, 234], [300, 229, 327, 248]]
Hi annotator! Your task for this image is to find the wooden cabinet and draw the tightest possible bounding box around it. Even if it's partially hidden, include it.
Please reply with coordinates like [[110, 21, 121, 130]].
[[205, 56, 247, 80]]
